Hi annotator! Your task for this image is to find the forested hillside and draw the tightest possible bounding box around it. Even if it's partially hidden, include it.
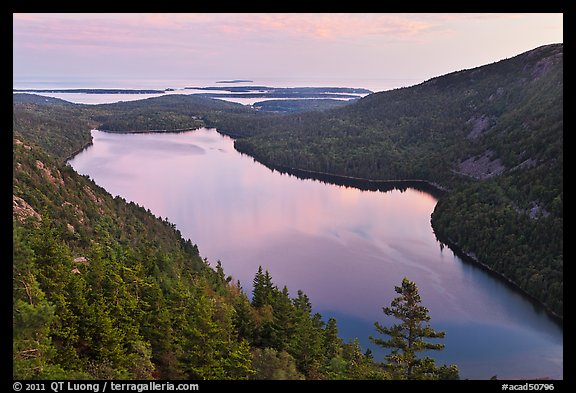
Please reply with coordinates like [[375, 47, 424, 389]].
[[14, 104, 423, 380], [221, 44, 561, 187], [12, 95, 95, 160]]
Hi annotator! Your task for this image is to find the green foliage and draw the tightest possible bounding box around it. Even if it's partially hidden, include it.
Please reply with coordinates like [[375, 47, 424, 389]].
[[324, 317, 342, 361], [12, 129, 395, 380], [251, 266, 275, 308], [250, 348, 304, 380], [431, 169, 563, 315], [253, 98, 352, 113], [13, 94, 95, 161], [12, 131, 256, 379], [13, 224, 58, 379], [324, 338, 390, 380], [178, 279, 254, 379], [90, 94, 250, 132], [370, 278, 459, 380], [288, 291, 326, 377], [240, 269, 391, 379]]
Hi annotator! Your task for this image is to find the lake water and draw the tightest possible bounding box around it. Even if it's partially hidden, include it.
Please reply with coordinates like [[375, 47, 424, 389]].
[[69, 129, 563, 380]]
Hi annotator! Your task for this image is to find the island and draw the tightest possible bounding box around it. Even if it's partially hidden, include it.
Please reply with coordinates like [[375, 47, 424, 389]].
[[13, 88, 166, 94], [216, 79, 254, 83]]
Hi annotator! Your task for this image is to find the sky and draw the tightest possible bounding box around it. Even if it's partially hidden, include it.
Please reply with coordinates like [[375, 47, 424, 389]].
[[13, 13, 563, 90]]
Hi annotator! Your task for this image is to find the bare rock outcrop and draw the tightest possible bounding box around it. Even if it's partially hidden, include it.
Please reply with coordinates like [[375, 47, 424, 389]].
[[454, 150, 505, 179], [13, 195, 41, 223]]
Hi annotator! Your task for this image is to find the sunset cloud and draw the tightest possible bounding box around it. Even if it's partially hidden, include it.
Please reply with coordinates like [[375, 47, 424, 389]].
[[13, 13, 562, 83], [10, 13, 490, 50]]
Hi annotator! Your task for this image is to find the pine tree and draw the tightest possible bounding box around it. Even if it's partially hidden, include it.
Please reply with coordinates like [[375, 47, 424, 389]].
[[30, 215, 82, 369], [181, 279, 254, 379], [250, 267, 278, 348], [232, 291, 258, 343], [252, 266, 275, 308], [13, 223, 59, 378], [288, 290, 325, 378], [270, 286, 295, 351], [370, 277, 455, 379], [323, 317, 341, 361]]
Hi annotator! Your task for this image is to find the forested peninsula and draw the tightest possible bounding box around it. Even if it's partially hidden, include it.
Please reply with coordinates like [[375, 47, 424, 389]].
[[13, 43, 562, 379]]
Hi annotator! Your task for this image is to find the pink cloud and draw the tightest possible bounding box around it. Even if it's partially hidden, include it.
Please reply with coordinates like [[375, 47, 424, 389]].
[[222, 13, 436, 41], [14, 13, 203, 56], [14, 13, 541, 54], [13, 13, 562, 80]]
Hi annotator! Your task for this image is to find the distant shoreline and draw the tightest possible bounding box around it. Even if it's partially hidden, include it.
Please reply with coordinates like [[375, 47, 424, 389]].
[[13, 88, 166, 94]]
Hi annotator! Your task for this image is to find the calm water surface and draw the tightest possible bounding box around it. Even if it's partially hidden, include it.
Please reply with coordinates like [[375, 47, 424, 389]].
[[69, 129, 563, 379]]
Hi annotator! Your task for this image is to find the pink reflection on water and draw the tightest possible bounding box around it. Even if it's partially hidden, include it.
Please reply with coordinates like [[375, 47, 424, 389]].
[[69, 128, 562, 379], [70, 129, 556, 326]]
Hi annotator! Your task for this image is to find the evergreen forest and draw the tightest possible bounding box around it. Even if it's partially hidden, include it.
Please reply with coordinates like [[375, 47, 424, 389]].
[[13, 43, 562, 379]]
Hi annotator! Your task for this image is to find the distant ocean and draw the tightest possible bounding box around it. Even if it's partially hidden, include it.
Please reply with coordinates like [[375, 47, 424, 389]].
[[12, 76, 423, 105]]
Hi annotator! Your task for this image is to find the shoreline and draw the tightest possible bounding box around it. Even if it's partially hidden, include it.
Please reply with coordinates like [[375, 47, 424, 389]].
[[230, 139, 448, 198], [64, 126, 203, 163], [269, 164, 448, 196], [430, 229, 563, 325], [64, 139, 94, 163], [98, 126, 201, 134]]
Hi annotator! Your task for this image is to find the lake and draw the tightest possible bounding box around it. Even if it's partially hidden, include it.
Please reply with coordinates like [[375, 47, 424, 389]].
[[69, 128, 563, 380]]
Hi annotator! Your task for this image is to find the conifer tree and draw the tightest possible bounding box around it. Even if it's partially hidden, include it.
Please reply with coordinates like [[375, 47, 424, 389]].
[[324, 317, 341, 361], [270, 286, 295, 351], [13, 224, 58, 378], [370, 277, 456, 379], [288, 290, 325, 377], [252, 266, 275, 308]]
